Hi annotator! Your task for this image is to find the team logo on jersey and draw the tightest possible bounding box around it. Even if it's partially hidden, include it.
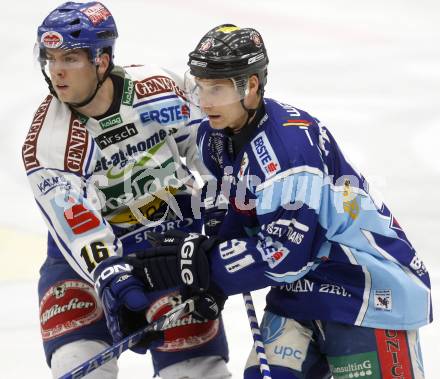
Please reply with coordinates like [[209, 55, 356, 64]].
[[122, 78, 135, 106], [375, 330, 414, 379], [134, 75, 186, 101], [64, 115, 88, 174], [409, 254, 427, 277], [328, 352, 380, 379], [343, 179, 360, 220], [63, 200, 101, 235], [374, 289, 392, 311], [37, 175, 70, 195], [257, 236, 290, 269], [22, 95, 52, 172], [145, 293, 219, 352], [261, 312, 286, 344], [80, 3, 111, 25], [251, 132, 281, 178], [40, 280, 103, 340], [99, 113, 123, 129], [133, 218, 194, 244], [41, 31, 63, 49], [95, 123, 138, 149], [139, 100, 190, 126], [49, 194, 105, 241]]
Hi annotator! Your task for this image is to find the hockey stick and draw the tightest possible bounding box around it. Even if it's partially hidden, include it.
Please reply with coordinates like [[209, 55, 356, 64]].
[[243, 292, 272, 379], [58, 297, 196, 379]]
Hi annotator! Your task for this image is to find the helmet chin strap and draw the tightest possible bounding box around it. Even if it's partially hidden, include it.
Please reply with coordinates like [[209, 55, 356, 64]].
[[237, 90, 264, 130], [239, 99, 257, 127], [42, 69, 58, 99], [234, 77, 265, 130], [42, 61, 113, 109]]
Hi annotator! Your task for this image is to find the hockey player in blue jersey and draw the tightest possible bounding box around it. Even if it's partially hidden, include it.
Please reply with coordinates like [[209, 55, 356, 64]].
[[126, 25, 432, 378]]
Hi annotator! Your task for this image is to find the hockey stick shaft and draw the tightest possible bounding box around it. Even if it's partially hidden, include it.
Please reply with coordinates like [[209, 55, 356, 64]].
[[243, 292, 272, 379], [58, 297, 196, 379]]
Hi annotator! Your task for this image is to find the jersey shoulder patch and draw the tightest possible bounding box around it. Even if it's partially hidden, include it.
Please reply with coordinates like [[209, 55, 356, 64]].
[[250, 130, 282, 179]]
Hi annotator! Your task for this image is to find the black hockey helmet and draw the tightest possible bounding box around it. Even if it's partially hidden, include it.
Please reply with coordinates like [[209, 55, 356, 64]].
[[187, 24, 269, 89]]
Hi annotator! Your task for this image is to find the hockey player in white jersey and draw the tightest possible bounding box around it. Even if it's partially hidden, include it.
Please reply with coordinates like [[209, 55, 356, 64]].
[[22, 2, 230, 378]]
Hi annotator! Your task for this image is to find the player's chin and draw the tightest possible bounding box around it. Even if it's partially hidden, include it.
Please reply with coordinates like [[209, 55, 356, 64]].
[[54, 90, 71, 103], [208, 116, 227, 129]]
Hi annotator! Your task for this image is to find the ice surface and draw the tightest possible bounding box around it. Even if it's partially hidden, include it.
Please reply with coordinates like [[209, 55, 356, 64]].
[[0, 0, 438, 377]]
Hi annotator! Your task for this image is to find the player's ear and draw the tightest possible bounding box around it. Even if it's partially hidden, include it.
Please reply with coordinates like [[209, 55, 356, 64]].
[[97, 53, 110, 76], [248, 74, 260, 96]]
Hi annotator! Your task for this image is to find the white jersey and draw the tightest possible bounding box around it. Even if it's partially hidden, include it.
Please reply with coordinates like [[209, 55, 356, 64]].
[[23, 64, 206, 283]]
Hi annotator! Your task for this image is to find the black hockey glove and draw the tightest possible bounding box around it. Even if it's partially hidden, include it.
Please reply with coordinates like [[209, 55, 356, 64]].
[[181, 285, 227, 321], [126, 230, 226, 320], [127, 230, 218, 291]]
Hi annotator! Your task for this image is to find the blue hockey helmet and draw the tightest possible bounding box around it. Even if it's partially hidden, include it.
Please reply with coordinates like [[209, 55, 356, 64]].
[[37, 1, 118, 64]]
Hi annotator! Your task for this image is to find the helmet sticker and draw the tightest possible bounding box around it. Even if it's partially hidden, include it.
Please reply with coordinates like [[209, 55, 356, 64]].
[[216, 26, 240, 33], [80, 3, 111, 26], [250, 31, 263, 48], [190, 59, 207, 67], [248, 53, 265, 65], [41, 31, 64, 49], [198, 38, 214, 53]]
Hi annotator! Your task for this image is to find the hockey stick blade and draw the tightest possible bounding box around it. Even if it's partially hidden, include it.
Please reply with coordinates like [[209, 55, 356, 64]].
[[58, 297, 196, 379]]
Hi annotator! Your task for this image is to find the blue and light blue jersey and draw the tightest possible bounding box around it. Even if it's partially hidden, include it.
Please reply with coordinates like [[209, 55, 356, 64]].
[[197, 98, 432, 330]]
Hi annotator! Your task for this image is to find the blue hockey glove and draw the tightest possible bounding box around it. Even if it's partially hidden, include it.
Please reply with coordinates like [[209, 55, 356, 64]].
[[126, 230, 226, 320], [94, 256, 163, 353]]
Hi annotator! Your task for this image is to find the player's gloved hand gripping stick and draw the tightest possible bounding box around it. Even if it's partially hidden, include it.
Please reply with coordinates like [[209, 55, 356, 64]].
[[127, 230, 272, 378]]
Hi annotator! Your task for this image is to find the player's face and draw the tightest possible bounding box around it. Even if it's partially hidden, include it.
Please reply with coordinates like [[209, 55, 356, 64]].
[[44, 49, 98, 103], [196, 79, 248, 130]]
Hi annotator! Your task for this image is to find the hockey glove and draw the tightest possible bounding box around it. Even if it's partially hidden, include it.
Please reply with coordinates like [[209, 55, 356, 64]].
[[127, 230, 218, 291], [94, 256, 163, 353], [181, 286, 226, 321], [126, 230, 226, 320]]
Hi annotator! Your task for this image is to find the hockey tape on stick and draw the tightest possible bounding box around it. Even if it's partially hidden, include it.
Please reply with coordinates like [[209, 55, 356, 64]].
[[57, 297, 196, 379], [243, 292, 272, 379]]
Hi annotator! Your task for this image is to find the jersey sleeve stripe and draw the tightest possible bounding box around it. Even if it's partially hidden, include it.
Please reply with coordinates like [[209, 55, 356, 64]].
[[84, 138, 95, 174], [175, 134, 189, 143], [133, 94, 179, 108], [186, 118, 202, 127], [255, 165, 324, 192]]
